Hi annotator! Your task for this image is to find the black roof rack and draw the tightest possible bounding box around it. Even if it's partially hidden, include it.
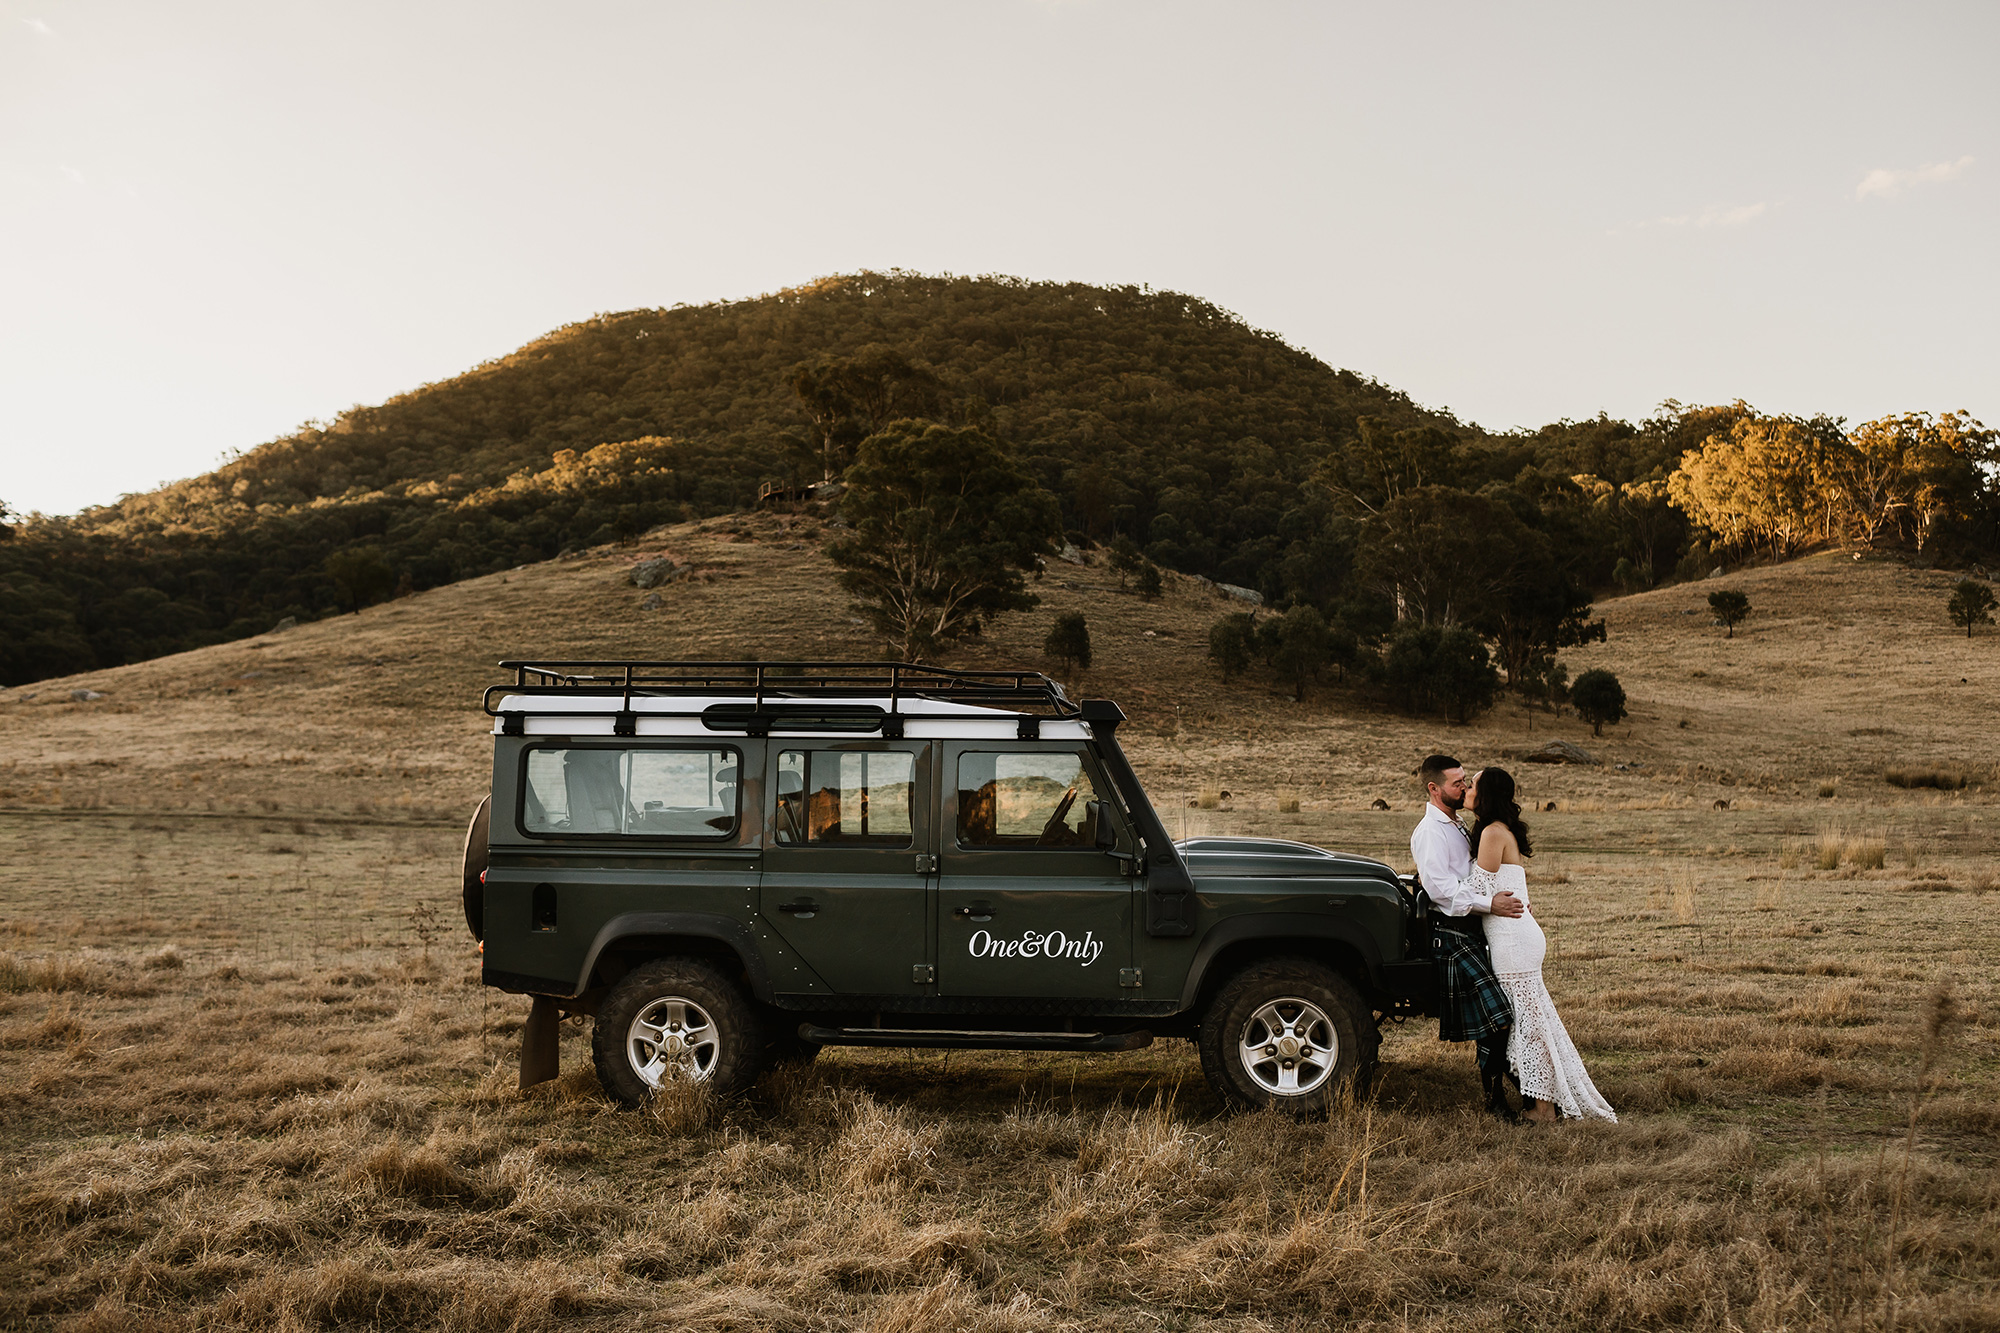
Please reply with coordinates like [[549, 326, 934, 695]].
[[484, 660, 1080, 735]]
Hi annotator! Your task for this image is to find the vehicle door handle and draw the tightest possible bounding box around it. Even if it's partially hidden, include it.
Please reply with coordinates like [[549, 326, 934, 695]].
[[777, 900, 819, 918], [953, 902, 995, 923]]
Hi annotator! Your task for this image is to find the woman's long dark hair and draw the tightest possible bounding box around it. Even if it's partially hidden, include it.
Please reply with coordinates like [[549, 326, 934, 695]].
[[1470, 766, 1533, 857]]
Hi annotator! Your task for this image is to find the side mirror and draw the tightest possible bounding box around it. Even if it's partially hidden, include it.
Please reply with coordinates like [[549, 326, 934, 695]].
[[1089, 800, 1117, 851]]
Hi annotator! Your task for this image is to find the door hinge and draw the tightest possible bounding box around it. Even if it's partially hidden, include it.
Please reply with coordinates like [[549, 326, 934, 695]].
[[1119, 968, 1143, 988], [915, 853, 939, 874], [911, 963, 936, 984]]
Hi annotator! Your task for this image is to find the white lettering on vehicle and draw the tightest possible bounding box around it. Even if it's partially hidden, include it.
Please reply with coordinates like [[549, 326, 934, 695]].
[[966, 928, 1104, 967]]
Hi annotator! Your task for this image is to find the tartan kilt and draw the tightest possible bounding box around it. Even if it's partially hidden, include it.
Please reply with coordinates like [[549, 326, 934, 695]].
[[1432, 919, 1513, 1043]]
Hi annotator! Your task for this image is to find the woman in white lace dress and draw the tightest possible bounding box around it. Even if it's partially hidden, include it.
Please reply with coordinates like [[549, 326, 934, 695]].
[[1466, 767, 1616, 1124]]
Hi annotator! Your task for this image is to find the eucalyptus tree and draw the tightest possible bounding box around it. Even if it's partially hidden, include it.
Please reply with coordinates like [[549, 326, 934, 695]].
[[829, 421, 1059, 661]]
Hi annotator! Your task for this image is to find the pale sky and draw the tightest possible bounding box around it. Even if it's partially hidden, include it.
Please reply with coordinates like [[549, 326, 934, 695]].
[[3, 0, 1993, 516]]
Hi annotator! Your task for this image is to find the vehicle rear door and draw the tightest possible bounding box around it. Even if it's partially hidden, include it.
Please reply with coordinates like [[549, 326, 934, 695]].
[[935, 742, 1134, 1000], [758, 739, 933, 997]]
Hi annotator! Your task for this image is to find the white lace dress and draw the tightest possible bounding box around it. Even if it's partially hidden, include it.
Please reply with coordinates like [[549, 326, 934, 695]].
[[1473, 863, 1616, 1122]]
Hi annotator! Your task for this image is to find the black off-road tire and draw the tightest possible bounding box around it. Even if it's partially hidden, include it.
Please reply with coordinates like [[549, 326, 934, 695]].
[[1197, 957, 1378, 1116], [592, 958, 768, 1108]]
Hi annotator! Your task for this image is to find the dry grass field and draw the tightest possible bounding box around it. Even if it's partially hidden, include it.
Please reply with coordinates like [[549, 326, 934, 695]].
[[2, 518, 1996, 1331]]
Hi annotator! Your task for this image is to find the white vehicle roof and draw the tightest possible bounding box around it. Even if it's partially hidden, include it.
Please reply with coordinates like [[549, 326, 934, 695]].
[[490, 693, 1095, 741]]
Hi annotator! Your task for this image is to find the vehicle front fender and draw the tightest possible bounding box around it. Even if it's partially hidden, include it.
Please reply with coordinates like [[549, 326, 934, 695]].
[[1176, 914, 1386, 1012]]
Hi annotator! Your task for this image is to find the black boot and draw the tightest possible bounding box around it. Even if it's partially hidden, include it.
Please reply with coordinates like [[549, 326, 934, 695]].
[[1510, 1071, 1541, 1119], [1477, 1038, 1519, 1123]]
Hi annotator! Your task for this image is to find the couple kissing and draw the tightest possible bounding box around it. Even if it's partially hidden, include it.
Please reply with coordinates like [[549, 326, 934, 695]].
[[1410, 754, 1616, 1125]]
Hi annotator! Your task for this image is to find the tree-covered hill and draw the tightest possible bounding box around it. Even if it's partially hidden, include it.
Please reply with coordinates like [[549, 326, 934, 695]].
[[0, 272, 1453, 683], [3, 270, 1991, 689]]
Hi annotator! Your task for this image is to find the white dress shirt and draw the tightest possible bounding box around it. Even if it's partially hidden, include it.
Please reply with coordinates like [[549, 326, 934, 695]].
[[1410, 802, 1494, 917]]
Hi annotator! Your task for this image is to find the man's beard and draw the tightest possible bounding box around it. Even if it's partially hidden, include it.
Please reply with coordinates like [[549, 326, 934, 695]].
[[1443, 792, 1465, 811]]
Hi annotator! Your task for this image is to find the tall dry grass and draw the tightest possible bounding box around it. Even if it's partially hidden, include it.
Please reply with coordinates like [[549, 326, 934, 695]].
[[1884, 765, 1978, 791], [1670, 864, 1699, 922], [2, 914, 1995, 1331], [5, 651, 2000, 1333], [1802, 824, 1889, 872]]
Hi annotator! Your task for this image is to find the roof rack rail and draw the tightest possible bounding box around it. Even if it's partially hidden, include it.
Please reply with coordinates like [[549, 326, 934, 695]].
[[483, 660, 1080, 729]]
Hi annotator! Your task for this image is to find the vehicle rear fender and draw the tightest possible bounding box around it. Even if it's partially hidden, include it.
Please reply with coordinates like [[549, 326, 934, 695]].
[[1178, 915, 1383, 1014], [578, 913, 775, 1003]]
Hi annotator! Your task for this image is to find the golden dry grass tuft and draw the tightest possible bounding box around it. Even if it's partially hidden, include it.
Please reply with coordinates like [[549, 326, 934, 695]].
[[1884, 764, 1976, 790], [1845, 833, 1888, 870]]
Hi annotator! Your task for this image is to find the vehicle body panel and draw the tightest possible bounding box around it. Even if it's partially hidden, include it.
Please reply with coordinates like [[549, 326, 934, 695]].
[[472, 672, 1425, 1029], [935, 740, 1136, 999], [758, 738, 934, 996]]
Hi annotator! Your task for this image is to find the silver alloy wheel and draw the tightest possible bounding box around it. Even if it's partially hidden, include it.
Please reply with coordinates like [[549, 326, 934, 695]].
[[1237, 996, 1338, 1096], [626, 995, 720, 1086]]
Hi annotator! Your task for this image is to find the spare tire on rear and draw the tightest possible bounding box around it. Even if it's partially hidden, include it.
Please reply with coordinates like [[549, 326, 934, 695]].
[[461, 795, 490, 940]]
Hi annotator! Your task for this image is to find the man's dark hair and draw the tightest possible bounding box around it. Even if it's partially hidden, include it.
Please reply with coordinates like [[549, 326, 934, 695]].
[[1417, 753, 1461, 796]]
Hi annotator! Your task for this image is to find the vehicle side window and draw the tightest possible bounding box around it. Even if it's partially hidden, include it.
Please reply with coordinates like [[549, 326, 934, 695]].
[[776, 750, 915, 848], [956, 751, 1100, 848], [522, 747, 738, 838]]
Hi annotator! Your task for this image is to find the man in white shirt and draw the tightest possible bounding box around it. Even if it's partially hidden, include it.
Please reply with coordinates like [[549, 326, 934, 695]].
[[1410, 753, 1525, 1121]]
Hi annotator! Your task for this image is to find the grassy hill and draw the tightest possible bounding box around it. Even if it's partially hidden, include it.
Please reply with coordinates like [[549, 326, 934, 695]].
[[3, 540, 1997, 1329], [0, 271, 1460, 685], [5, 513, 1992, 828]]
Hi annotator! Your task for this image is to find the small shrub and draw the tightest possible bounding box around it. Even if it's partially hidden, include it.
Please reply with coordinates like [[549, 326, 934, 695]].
[[1277, 794, 1301, 814], [1570, 669, 1628, 736], [1815, 830, 1846, 871], [1258, 604, 1336, 701], [1207, 614, 1256, 681], [1886, 765, 1969, 790], [1946, 578, 1996, 637], [407, 902, 442, 958], [1373, 622, 1500, 723], [1042, 612, 1092, 672], [1136, 562, 1164, 600], [1817, 780, 1838, 798], [1708, 589, 1751, 637]]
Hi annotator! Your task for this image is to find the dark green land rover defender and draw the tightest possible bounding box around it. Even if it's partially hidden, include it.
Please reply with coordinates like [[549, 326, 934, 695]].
[[461, 662, 1435, 1114]]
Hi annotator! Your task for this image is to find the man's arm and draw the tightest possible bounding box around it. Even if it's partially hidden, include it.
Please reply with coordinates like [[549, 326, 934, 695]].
[[1412, 820, 1492, 917]]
